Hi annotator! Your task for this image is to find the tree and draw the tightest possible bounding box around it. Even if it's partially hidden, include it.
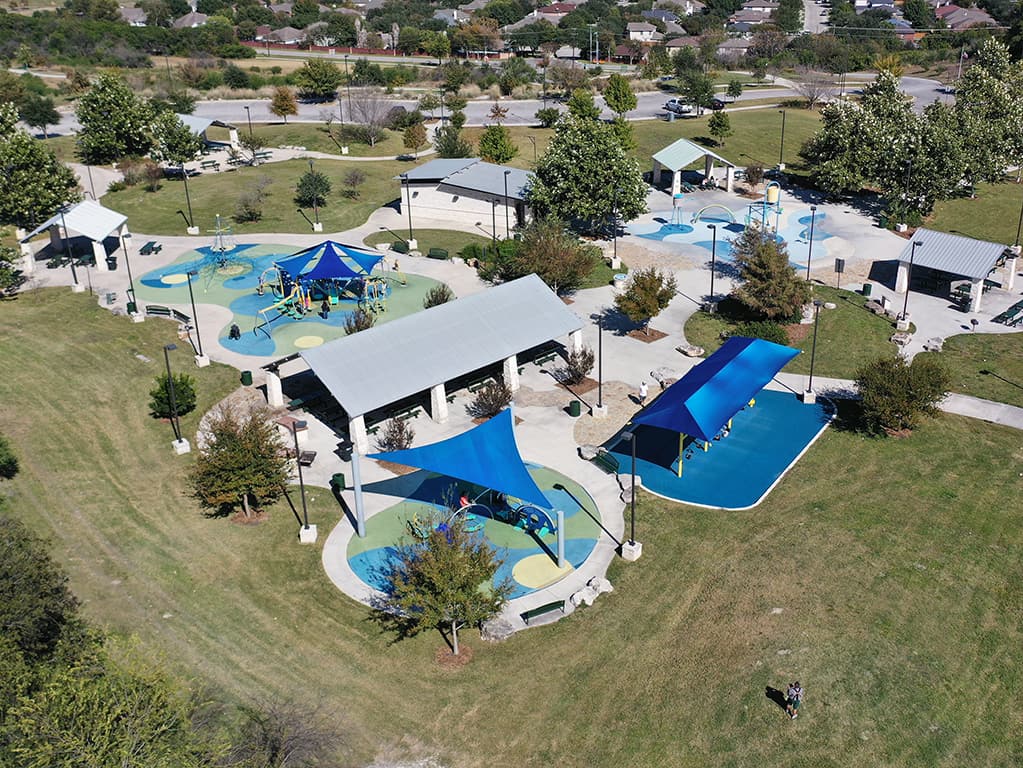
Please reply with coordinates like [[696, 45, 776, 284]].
[[375, 417, 414, 452], [423, 31, 451, 65], [0, 433, 17, 480], [535, 107, 560, 128], [403, 122, 427, 157], [744, 162, 765, 192], [528, 114, 647, 234], [774, 0, 803, 32], [423, 283, 454, 308], [418, 92, 440, 118], [469, 379, 512, 419], [269, 86, 298, 123], [603, 73, 637, 118], [566, 88, 600, 120], [727, 78, 744, 101], [793, 71, 836, 109], [148, 372, 197, 419], [855, 355, 951, 434], [0, 105, 80, 228], [0, 245, 25, 298], [75, 74, 155, 164], [680, 71, 715, 115], [190, 404, 290, 519], [342, 168, 366, 198], [227, 699, 342, 768], [708, 110, 733, 146], [477, 123, 517, 164], [295, 169, 331, 209], [351, 89, 390, 147], [344, 308, 375, 334], [434, 124, 473, 158], [293, 59, 343, 100], [730, 229, 810, 322], [614, 267, 678, 334], [149, 110, 203, 166], [378, 514, 510, 656], [486, 217, 597, 295], [562, 346, 594, 385], [19, 94, 59, 139]]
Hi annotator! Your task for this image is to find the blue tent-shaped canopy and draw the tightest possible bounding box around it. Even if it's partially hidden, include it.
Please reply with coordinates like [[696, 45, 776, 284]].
[[368, 409, 550, 509], [275, 240, 383, 281], [633, 337, 799, 442]]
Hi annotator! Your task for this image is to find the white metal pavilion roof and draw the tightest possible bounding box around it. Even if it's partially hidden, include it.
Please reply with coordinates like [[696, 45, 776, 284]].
[[300, 274, 582, 417], [899, 228, 1008, 281], [19, 200, 127, 244], [652, 137, 736, 171]]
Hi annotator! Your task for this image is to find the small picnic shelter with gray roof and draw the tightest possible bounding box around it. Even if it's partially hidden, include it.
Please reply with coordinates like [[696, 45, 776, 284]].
[[896, 228, 1016, 313], [652, 138, 737, 194]]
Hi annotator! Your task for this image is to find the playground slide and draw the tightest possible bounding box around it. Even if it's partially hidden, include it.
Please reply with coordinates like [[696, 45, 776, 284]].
[[259, 285, 299, 318]]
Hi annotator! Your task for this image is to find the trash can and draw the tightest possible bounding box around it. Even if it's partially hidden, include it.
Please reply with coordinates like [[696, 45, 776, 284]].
[[126, 301, 137, 314], [862, 283, 872, 298], [569, 400, 581, 417], [240, 370, 253, 386], [106, 256, 117, 270], [331, 473, 346, 492]]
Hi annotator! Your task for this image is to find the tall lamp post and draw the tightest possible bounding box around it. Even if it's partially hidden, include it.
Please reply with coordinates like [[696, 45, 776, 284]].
[[308, 159, 321, 231], [120, 233, 138, 315], [401, 173, 415, 248], [343, 55, 353, 116], [163, 344, 190, 453], [619, 431, 641, 561], [181, 163, 195, 233], [778, 109, 787, 170], [611, 186, 620, 266], [185, 270, 209, 366], [901, 240, 923, 323], [291, 419, 316, 542], [1014, 189, 1023, 249], [528, 135, 537, 166], [594, 314, 606, 417], [707, 223, 718, 311], [57, 205, 80, 290], [805, 204, 817, 281], [491, 199, 498, 244], [804, 299, 824, 403], [243, 105, 253, 140], [503, 170, 511, 239]]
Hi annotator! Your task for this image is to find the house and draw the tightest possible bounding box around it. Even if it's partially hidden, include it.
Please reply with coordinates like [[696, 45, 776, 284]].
[[537, 2, 576, 14], [119, 6, 147, 26], [266, 25, 304, 44], [254, 24, 272, 40], [627, 21, 659, 42], [728, 9, 771, 25], [269, 2, 293, 14], [458, 0, 491, 15], [936, 5, 995, 29], [613, 42, 649, 63], [503, 12, 564, 30], [172, 11, 208, 28], [741, 0, 779, 13], [855, 0, 894, 12], [665, 35, 701, 50], [716, 37, 751, 61]]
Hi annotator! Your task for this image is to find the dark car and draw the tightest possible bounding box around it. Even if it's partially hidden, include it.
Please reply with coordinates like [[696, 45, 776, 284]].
[[711, 98, 727, 110]]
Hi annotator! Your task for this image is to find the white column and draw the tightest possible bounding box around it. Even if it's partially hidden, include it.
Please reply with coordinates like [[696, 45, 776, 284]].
[[19, 242, 34, 275], [503, 355, 520, 392], [1005, 257, 1017, 290], [895, 261, 910, 293], [652, 159, 661, 186], [430, 382, 449, 423], [265, 370, 284, 407], [350, 414, 369, 455], [92, 240, 109, 272], [725, 166, 735, 193], [969, 278, 983, 313], [670, 170, 681, 197], [351, 449, 366, 538], [228, 128, 240, 149], [49, 226, 61, 251], [568, 329, 582, 354], [704, 155, 713, 182]]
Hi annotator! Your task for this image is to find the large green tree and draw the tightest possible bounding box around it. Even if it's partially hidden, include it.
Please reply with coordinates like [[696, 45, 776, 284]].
[[477, 123, 517, 164], [75, 74, 155, 164], [149, 110, 203, 166], [855, 355, 951, 434], [679, 71, 715, 115], [528, 114, 647, 234], [0, 103, 80, 228], [730, 229, 810, 322], [18, 95, 60, 139], [614, 267, 678, 334], [603, 73, 637, 118], [480, 217, 598, 295], [293, 59, 344, 100]]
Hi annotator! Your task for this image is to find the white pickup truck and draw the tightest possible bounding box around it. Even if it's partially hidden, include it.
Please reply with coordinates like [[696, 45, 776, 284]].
[[664, 98, 694, 115]]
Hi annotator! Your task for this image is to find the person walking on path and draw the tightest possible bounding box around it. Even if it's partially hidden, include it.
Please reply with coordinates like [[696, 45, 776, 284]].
[[786, 682, 803, 719], [638, 381, 648, 404]]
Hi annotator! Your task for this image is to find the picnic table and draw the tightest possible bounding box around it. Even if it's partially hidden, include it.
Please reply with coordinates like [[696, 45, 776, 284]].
[[139, 241, 162, 255], [254, 150, 273, 162], [200, 159, 219, 172]]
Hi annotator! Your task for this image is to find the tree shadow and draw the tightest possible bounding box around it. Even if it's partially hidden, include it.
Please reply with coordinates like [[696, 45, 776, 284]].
[[822, 397, 867, 433]]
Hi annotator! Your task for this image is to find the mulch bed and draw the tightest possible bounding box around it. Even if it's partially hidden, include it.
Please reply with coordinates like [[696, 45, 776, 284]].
[[377, 460, 418, 476], [435, 643, 474, 669], [626, 327, 669, 343], [230, 510, 268, 525], [784, 323, 813, 344], [559, 376, 599, 395]]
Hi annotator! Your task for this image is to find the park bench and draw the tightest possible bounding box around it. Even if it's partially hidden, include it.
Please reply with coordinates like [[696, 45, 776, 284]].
[[520, 600, 565, 626], [200, 159, 219, 172], [254, 150, 273, 161], [139, 241, 161, 255], [145, 305, 171, 318], [287, 394, 323, 411], [394, 405, 422, 421], [226, 156, 246, 167], [467, 376, 494, 393], [392, 241, 410, 254], [171, 309, 191, 325], [427, 248, 449, 260], [367, 423, 380, 435], [590, 449, 620, 475]]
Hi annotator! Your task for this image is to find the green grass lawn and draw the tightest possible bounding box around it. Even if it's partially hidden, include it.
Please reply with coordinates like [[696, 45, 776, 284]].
[[928, 181, 1023, 245], [917, 332, 1023, 408], [1, 288, 1021, 767], [363, 227, 489, 257], [228, 122, 409, 158], [685, 286, 900, 379], [103, 158, 410, 236]]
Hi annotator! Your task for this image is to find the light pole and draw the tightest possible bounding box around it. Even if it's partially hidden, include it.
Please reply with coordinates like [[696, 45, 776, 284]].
[[807, 299, 824, 397], [120, 233, 137, 314], [57, 204, 79, 288], [163, 343, 188, 453], [778, 109, 787, 170], [308, 158, 320, 229], [243, 105, 253, 140], [805, 204, 817, 281], [597, 314, 604, 410], [503, 170, 511, 238], [401, 173, 414, 245], [528, 135, 536, 166], [181, 162, 194, 231], [901, 240, 923, 321], [620, 430, 641, 560], [491, 199, 498, 243], [1014, 188, 1023, 248], [291, 420, 310, 532], [344, 55, 353, 116], [611, 186, 620, 265], [708, 223, 717, 310], [185, 270, 207, 365]]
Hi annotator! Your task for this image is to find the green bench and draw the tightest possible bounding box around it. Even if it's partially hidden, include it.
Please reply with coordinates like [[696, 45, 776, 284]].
[[535, 351, 558, 366], [367, 424, 380, 436], [392, 241, 410, 254], [427, 248, 449, 260], [145, 304, 171, 318], [467, 377, 494, 393], [394, 406, 422, 421], [139, 241, 162, 255], [591, 449, 620, 475], [521, 600, 565, 626], [200, 159, 219, 172]]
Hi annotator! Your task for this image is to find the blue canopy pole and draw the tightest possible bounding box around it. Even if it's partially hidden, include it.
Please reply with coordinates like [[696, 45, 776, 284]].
[[557, 509, 565, 568], [352, 450, 366, 537]]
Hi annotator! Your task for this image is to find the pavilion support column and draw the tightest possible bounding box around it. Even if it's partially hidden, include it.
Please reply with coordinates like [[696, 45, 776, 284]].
[[351, 448, 366, 538], [725, 166, 735, 193], [1005, 256, 1017, 290], [704, 155, 713, 183], [969, 278, 983, 313], [92, 239, 109, 272], [265, 370, 284, 407], [503, 355, 520, 392], [350, 414, 369, 455], [895, 261, 910, 294], [652, 159, 661, 187], [430, 382, 449, 423], [568, 329, 582, 355], [19, 241, 34, 275], [671, 170, 681, 197]]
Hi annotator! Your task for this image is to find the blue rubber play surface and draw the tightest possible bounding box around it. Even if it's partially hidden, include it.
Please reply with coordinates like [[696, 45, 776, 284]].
[[606, 389, 833, 509]]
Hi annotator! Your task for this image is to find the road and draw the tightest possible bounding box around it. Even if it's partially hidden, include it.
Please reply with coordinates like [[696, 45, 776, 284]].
[[803, 0, 829, 33]]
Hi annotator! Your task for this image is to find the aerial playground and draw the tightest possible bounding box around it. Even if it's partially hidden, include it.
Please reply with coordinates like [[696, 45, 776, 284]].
[[136, 236, 445, 358]]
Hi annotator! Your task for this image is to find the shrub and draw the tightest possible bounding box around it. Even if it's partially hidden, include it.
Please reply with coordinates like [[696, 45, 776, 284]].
[[344, 309, 375, 334], [234, 190, 263, 222], [0, 433, 18, 480], [614, 267, 678, 334], [375, 417, 414, 452], [148, 372, 197, 419], [423, 284, 455, 308], [855, 355, 951, 435], [107, 180, 127, 193], [342, 168, 366, 199], [561, 346, 594, 385], [294, 170, 332, 209], [535, 107, 560, 128], [469, 378, 512, 419], [744, 162, 765, 191], [734, 320, 789, 345]]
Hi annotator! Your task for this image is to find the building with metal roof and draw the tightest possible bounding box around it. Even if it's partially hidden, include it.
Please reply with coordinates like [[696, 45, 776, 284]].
[[177, 114, 239, 149], [895, 228, 1016, 313], [19, 200, 131, 280], [652, 137, 737, 194], [288, 274, 583, 452]]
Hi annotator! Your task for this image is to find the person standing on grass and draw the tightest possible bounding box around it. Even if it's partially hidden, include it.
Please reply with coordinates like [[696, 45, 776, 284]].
[[786, 681, 803, 719], [638, 381, 648, 404]]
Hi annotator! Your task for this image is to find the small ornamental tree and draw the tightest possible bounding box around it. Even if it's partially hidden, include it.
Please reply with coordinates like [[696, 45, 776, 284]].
[[0, 433, 18, 480], [0, 244, 27, 297], [403, 122, 427, 157], [344, 308, 375, 334], [535, 107, 560, 128], [855, 355, 951, 435], [562, 346, 594, 385], [708, 110, 733, 146], [148, 372, 197, 419], [477, 123, 517, 164], [469, 379, 512, 419], [494, 217, 597, 295], [423, 283, 455, 308], [295, 170, 332, 208], [566, 88, 600, 120], [375, 417, 414, 453], [603, 73, 637, 118], [730, 229, 811, 322], [378, 514, 511, 656], [342, 168, 366, 199], [744, 162, 765, 192], [189, 404, 290, 519], [614, 267, 678, 334], [19, 94, 60, 139], [727, 78, 744, 101], [293, 59, 343, 100], [270, 86, 298, 123]]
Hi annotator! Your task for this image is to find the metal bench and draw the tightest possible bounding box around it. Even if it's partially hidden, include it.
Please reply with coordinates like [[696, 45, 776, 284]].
[[521, 600, 565, 626], [427, 248, 449, 260], [591, 449, 620, 475], [139, 241, 161, 255], [200, 160, 219, 171], [145, 305, 172, 318], [392, 241, 410, 255], [467, 376, 494, 393]]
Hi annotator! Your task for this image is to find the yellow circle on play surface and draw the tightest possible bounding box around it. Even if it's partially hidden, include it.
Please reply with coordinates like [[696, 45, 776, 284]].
[[161, 273, 190, 285], [512, 553, 573, 589], [294, 335, 324, 349]]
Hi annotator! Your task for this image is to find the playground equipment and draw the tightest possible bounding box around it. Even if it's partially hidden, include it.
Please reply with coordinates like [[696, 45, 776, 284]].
[[193, 215, 249, 291], [745, 181, 782, 233], [670, 193, 686, 228], [691, 204, 737, 226]]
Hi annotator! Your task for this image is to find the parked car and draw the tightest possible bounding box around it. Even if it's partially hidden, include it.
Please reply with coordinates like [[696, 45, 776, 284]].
[[711, 98, 727, 110], [664, 98, 694, 115]]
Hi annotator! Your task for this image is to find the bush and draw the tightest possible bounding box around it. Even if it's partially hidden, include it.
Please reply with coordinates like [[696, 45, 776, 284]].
[[734, 320, 789, 345], [535, 107, 560, 128], [423, 284, 454, 308], [375, 417, 414, 453], [342, 168, 366, 199], [614, 267, 678, 334], [234, 190, 263, 222], [855, 355, 951, 435], [0, 433, 18, 480], [469, 379, 512, 419], [294, 170, 331, 209], [148, 372, 197, 419], [561, 346, 594, 385], [344, 309, 375, 334], [106, 180, 127, 193]]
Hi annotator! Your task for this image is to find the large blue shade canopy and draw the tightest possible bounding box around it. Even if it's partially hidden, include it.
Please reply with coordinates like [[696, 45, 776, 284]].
[[275, 240, 383, 280], [633, 337, 799, 442], [368, 409, 550, 509]]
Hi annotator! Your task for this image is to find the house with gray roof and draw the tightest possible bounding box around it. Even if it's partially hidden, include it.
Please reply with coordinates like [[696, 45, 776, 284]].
[[172, 11, 207, 28]]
